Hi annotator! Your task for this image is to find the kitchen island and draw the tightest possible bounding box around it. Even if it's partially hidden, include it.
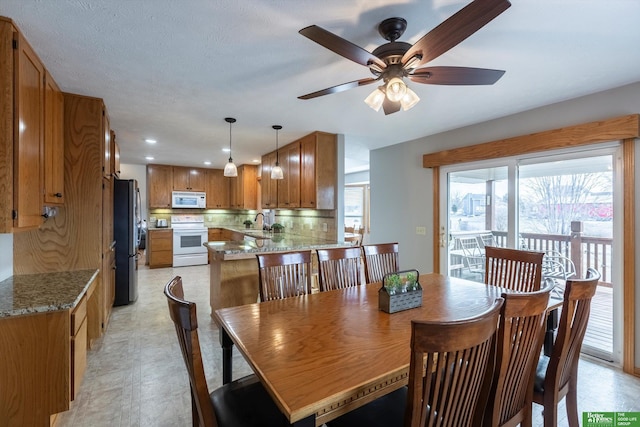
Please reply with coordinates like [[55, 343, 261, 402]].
[[205, 228, 350, 313]]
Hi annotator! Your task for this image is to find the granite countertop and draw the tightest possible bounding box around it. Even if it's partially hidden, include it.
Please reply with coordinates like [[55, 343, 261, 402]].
[[204, 228, 352, 260], [0, 269, 99, 318]]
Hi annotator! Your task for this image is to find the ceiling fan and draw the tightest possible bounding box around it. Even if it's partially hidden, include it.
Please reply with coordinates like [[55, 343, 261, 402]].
[[298, 0, 511, 115]]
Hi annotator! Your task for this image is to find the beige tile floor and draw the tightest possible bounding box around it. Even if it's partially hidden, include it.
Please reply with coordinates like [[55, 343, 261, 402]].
[[55, 264, 640, 427]]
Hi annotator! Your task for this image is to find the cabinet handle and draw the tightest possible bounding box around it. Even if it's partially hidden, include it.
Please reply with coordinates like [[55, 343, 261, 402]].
[[54, 193, 63, 198]]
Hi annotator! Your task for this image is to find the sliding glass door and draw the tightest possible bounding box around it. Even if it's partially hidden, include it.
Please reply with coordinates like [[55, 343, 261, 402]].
[[440, 145, 622, 362]]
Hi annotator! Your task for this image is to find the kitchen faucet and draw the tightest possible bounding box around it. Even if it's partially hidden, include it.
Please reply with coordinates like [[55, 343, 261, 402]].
[[254, 212, 270, 231]]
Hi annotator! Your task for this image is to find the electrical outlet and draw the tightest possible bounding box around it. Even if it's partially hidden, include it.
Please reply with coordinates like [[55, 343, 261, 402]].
[[416, 226, 426, 235], [322, 223, 328, 232]]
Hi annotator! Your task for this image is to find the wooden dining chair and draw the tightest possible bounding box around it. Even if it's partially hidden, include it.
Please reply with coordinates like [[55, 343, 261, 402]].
[[361, 242, 399, 284], [256, 250, 312, 301], [485, 246, 544, 292], [327, 298, 504, 427], [316, 246, 363, 292], [481, 280, 554, 427], [164, 276, 286, 427], [533, 268, 601, 427]]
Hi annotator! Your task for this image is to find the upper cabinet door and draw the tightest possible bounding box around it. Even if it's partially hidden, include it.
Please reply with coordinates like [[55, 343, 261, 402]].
[[277, 143, 300, 208], [187, 167, 206, 192], [299, 135, 316, 209], [43, 70, 64, 205], [173, 166, 206, 191], [261, 151, 277, 209], [111, 131, 120, 178], [205, 168, 229, 208], [14, 31, 44, 229], [147, 164, 173, 208], [102, 108, 111, 178]]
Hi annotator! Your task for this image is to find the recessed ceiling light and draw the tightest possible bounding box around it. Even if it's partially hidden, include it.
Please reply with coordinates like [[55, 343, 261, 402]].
[[145, 139, 157, 144], [204, 161, 211, 165], [145, 156, 154, 161], [252, 159, 260, 163], [222, 148, 230, 153]]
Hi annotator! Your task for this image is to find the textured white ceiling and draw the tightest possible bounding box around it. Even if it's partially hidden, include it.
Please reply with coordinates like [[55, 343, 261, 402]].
[[2, 0, 640, 173]]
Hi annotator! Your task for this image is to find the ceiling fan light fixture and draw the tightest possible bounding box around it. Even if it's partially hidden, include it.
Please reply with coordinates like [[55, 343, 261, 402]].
[[271, 125, 284, 180], [385, 77, 407, 102], [223, 117, 238, 177], [403, 54, 423, 71], [364, 87, 385, 111], [400, 87, 420, 111]]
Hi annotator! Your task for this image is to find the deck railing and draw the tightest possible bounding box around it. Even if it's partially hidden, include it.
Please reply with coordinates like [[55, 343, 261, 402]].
[[491, 223, 612, 285]]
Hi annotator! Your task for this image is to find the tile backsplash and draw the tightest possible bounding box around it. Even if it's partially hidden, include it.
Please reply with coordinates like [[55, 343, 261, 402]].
[[147, 208, 337, 240]]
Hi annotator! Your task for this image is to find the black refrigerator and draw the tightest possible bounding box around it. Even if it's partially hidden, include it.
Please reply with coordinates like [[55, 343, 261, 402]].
[[113, 178, 140, 306]]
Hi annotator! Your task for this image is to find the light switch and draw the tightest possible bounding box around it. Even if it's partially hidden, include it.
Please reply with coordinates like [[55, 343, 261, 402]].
[[416, 226, 426, 235]]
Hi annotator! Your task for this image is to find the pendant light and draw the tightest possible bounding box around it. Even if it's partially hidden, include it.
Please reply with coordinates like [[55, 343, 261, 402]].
[[223, 117, 238, 177], [270, 125, 284, 180]]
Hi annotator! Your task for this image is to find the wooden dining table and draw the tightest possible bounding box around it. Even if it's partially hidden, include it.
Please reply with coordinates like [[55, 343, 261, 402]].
[[212, 273, 562, 427]]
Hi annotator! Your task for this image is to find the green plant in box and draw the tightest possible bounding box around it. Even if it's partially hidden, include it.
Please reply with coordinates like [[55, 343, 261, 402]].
[[243, 220, 253, 229], [405, 272, 418, 291], [385, 273, 402, 295], [271, 223, 284, 233]]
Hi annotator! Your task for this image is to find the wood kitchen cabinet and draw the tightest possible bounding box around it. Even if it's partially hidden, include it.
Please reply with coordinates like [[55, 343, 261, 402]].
[[0, 18, 66, 232], [259, 131, 336, 210], [70, 293, 88, 401], [206, 168, 230, 208], [147, 164, 173, 208], [173, 166, 206, 191], [1, 21, 44, 231], [229, 164, 257, 210], [0, 271, 97, 426], [148, 228, 173, 268], [261, 151, 277, 209], [43, 70, 64, 205], [277, 142, 301, 208], [102, 109, 111, 179], [300, 131, 337, 209], [14, 92, 116, 348], [111, 131, 120, 178]]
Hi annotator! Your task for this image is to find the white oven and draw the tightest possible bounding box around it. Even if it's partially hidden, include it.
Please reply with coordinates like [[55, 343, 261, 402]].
[[171, 215, 208, 267], [172, 191, 206, 209]]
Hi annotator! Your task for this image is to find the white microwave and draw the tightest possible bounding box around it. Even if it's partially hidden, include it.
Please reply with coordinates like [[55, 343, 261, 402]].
[[172, 191, 206, 209]]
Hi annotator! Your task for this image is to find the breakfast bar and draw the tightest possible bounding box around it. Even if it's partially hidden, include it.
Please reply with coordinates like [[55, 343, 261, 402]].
[[205, 228, 350, 313]]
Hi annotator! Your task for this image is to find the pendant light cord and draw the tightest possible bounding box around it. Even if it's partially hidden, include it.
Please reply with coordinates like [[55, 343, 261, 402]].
[[228, 120, 232, 162]]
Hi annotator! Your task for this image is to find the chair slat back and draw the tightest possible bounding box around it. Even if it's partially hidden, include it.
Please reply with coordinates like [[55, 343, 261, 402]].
[[362, 243, 399, 284], [485, 281, 554, 426], [547, 268, 600, 393], [316, 247, 363, 292], [406, 298, 504, 427], [485, 246, 544, 292], [164, 276, 219, 427], [256, 251, 313, 301]]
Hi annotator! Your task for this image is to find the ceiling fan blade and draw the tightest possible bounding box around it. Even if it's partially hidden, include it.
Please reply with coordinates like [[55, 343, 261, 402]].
[[298, 78, 378, 100], [402, 0, 511, 68], [300, 25, 387, 70], [382, 98, 401, 115], [409, 66, 505, 85]]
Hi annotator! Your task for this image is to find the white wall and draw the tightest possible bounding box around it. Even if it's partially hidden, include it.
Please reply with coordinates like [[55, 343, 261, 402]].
[[119, 164, 148, 221], [0, 233, 12, 281], [370, 81, 640, 367]]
